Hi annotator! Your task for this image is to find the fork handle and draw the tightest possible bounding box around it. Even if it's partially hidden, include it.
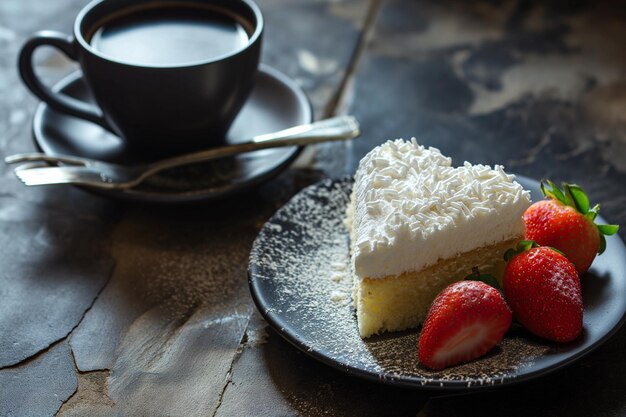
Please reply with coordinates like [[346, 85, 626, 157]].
[[5, 153, 90, 166], [143, 115, 361, 176]]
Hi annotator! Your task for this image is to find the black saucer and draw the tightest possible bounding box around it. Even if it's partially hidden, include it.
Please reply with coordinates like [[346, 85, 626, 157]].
[[32, 65, 312, 203], [249, 176, 626, 390]]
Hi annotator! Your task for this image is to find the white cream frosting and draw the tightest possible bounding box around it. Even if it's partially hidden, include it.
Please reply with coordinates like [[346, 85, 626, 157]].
[[347, 138, 531, 279]]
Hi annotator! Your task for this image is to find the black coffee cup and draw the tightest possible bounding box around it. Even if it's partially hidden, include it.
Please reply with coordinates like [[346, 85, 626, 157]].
[[19, 0, 263, 158]]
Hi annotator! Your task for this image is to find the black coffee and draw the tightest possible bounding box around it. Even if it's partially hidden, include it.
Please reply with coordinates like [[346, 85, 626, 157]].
[[89, 6, 251, 66]]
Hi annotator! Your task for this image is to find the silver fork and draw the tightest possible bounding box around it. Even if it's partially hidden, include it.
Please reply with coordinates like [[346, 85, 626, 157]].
[[6, 115, 360, 190]]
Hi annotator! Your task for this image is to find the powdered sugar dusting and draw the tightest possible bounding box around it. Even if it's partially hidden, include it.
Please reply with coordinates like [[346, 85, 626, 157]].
[[249, 177, 550, 388]]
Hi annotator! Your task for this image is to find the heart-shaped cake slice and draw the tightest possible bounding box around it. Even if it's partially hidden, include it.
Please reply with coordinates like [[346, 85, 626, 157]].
[[346, 139, 531, 338]]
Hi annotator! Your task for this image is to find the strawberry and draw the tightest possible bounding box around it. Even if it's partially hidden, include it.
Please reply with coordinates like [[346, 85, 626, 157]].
[[503, 241, 582, 343], [524, 180, 619, 275], [418, 281, 512, 370]]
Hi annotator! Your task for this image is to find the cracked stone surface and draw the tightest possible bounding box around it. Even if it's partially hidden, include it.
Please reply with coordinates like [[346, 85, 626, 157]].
[[2, 0, 626, 416], [0, 342, 77, 417], [0, 196, 116, 368]]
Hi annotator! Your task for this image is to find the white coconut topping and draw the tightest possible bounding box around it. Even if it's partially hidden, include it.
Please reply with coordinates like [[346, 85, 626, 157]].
[[347, 138, 531, 279]]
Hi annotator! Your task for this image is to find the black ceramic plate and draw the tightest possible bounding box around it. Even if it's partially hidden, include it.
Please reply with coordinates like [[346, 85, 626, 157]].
[[32, 65, 312, 203], [248, 176, 626, 390]]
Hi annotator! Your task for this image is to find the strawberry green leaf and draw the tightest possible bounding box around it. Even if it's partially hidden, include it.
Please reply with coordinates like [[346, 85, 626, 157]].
[[548, 247, 566, 257], [586, 203, 600, 221], [598, 224, 619, 235], [541, 180, 567, 205], [466, 267, 502, 291], [475, 275, 502, 291], [549, 180, 567, 204], [504, 240, 539, 262], [543, 180, 591, 214], [518, 240, 538, 252], [599, 234, 607, 255], [561, 182, 577, 208], [504, 248, 516, 262], [565, 184, 590, 214]]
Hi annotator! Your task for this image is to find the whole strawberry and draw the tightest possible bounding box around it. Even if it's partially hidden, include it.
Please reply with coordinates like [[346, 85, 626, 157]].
[[503, 241, 582, 343], [418, 281, 512, 370], [524, 180, 619, 275]]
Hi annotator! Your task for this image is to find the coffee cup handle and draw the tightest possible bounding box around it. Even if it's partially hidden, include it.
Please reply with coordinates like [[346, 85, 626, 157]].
[[18, 31, 110, 131]]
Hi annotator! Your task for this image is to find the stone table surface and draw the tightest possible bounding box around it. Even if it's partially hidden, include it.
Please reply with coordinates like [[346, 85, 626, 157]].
[[1, 0, 626, 416]]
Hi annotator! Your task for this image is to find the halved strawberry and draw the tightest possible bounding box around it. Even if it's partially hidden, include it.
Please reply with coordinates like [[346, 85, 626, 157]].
[[524, 180, 619, 275], [418, 281, 512, 370]]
